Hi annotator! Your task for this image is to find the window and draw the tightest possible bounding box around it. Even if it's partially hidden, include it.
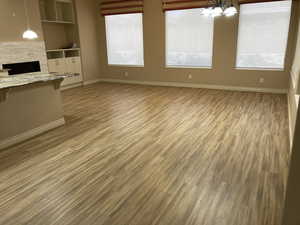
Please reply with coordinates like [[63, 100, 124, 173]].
[[105, 13, 144, 66], [236, 0, 292, 70], [166, 8, 214, 68]]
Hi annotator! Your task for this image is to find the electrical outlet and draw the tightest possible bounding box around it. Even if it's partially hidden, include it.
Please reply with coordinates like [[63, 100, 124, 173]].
[[188, 74, 192, 79], [124, 72, 129, 77], [259, 77, 265, 83]]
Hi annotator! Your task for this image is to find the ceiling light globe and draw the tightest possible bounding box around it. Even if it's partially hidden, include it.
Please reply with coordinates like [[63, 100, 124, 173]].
[[202, 7, 213, 16], [214, 7, 223, 14], [224, 6, 237, 16], [212, 7, 223, 17], [22, 29, 38, 40]]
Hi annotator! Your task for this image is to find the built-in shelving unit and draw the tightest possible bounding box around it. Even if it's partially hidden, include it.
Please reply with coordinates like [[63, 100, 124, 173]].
[[40, 0, 74, 23], [47, 49, 82, 87], [39, 0, 83, 88]]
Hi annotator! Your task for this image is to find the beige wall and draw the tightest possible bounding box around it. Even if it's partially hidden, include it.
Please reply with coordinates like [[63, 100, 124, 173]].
[[42, 22, 71, 49], [282, 99, 300, 225], [74, 0, 102, 82], [96, 0, 298, 90], [288, 1, 300, 142], [0, 0, 44, 42], [280, 4, 300, 224]]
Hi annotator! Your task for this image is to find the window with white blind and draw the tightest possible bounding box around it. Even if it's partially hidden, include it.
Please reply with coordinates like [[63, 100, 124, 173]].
[[166, 9, 214, 68], [105, 13, 144, 66], [236, 0, 292, 70]]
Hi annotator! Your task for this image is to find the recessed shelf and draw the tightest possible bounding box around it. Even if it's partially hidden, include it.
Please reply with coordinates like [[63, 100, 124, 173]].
[[46, 48, 80, 52], [56, 0, 74, 22], [40, 0, 75, 23], [65, 50, 80, 57], [46, 48, 80, 59]]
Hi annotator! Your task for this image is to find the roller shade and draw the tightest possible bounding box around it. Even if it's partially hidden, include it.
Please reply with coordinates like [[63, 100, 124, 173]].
[[238, 0, 286, 4], [236, 0, 292, 69], [162, 0, 214, 12], [101, 0, 143, 16]]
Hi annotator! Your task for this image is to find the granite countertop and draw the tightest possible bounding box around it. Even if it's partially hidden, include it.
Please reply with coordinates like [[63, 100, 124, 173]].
[[0, 73, 78, 89]]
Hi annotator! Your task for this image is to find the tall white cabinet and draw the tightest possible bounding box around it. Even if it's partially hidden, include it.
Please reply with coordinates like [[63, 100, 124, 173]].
[[39, 0, 84, 88]]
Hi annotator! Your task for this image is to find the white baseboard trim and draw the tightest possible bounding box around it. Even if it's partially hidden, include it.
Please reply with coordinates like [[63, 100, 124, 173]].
[[0, 118, 66, 150], [287, 93, 294, 151], [61, 82, 83, 91], [99, 79, 287, 94], [83, 79, 102, 86]]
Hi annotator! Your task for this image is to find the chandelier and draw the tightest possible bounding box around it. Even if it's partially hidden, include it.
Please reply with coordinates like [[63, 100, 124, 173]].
[[202, 0, 238, 17]]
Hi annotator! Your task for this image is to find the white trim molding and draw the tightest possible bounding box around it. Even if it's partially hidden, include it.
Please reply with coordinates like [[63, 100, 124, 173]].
[[0, 118, 65, 150], [99, 79, 287, 94], [83, 79, 102, 86], [61, 82, 83, 91], [287, 93, 294, 151], [291, 69, 300, 94]]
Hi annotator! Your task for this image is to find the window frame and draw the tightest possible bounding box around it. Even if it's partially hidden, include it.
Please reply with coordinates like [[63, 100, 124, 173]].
[[104, 13, 145, 67], [165, 9, 215, 69], [235, 1, 292, 71]]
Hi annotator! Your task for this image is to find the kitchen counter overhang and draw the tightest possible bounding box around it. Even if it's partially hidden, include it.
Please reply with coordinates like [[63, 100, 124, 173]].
[[0, 73, 77, 102]]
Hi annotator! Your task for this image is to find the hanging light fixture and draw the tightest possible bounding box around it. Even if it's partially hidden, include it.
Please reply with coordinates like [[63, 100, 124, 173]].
[[211, 6, 223, 17], [22, 0, 38, 40], [202, 0, 238, 17], [202, 7, 213, 16], [224, 5, 238, 16]]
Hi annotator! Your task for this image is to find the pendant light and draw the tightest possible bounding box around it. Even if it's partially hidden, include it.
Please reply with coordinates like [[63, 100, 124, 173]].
[[23, 0, 38, 40]]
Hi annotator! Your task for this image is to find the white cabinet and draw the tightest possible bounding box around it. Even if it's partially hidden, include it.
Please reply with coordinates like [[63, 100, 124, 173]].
[[48, 58, 65, 74], [63, 57, 83, 86], [47, 49, 83, 87]]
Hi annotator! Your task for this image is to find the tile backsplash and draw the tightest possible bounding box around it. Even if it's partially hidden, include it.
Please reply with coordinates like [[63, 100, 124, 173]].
[[0, 41, 48, 73]]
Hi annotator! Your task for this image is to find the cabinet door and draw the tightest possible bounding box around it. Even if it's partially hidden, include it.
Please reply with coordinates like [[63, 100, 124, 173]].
[[47, 59, 66, 74], [65, 57, 83, 83], [47, 59, 57, 73]]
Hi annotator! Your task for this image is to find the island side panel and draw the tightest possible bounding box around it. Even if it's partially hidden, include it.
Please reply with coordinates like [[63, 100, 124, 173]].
[[0, 82, 65, 148]]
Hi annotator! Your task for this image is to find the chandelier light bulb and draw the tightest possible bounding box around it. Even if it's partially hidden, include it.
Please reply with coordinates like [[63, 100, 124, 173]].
[[202, 7, 213, 16], [202, 0, 238, 18], [224, 6, 237, 17], [22, 29, 38, 40], [211, 7, 223, 17]]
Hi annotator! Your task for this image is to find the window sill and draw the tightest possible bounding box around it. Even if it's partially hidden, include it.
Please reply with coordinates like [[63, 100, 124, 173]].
[[166, 66, 212, 69], [235, 67, 285, 72], [108, 64, 144, 68]]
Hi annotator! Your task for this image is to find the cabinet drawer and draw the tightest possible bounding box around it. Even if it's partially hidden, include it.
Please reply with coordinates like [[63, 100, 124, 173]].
[[65, 57, 81, 73], [48, 59, 66, 74]]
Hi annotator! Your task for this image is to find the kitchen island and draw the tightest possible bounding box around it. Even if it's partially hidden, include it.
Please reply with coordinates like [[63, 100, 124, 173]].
[[0, 73, 76, 150]]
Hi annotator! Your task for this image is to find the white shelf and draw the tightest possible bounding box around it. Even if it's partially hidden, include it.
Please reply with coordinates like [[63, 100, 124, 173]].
[[42, 20, 74, 24], [46, 48, 80, 52], [56, 0, 72, 3]]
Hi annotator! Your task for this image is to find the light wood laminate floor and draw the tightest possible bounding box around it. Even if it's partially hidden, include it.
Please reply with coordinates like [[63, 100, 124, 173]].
[[0, 83, 290, 225]]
